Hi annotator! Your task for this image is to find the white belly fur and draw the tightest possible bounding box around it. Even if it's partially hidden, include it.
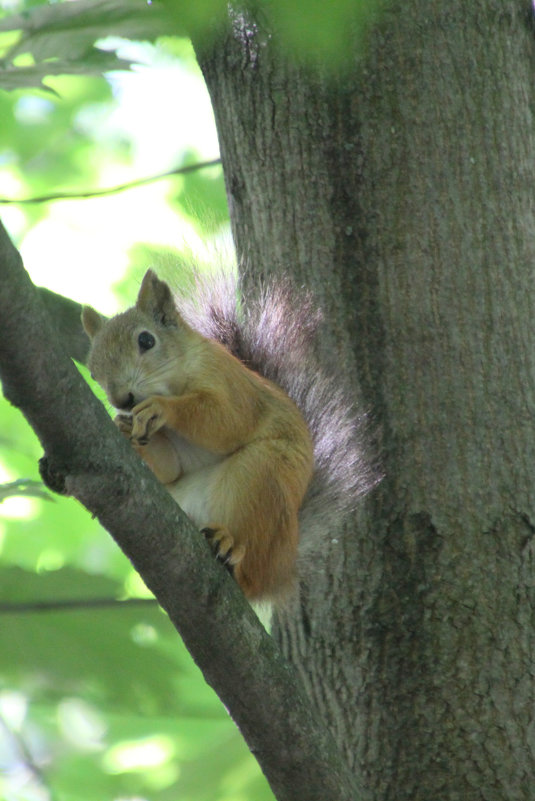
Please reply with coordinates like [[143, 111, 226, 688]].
[[167, 464, 224, 528], [163, 428, 224, 528]]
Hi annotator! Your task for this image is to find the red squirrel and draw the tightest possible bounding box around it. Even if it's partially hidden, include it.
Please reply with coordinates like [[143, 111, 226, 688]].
[[82, 268, 372, 603]]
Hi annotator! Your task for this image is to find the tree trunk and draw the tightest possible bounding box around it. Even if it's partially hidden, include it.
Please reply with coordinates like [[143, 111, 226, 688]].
[[195, 1, 535, 797]]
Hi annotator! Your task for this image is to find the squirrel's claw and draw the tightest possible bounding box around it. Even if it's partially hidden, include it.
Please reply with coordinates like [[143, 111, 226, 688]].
[[114, 414, 133, 436], [202, 526, 246, 573]]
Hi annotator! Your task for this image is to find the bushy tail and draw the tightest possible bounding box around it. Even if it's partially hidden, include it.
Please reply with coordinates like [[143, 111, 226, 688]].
[[173, 267, 378, 555]]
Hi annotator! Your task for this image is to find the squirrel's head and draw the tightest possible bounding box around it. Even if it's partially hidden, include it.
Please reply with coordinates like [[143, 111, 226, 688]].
[[82, 270, 196, 410]]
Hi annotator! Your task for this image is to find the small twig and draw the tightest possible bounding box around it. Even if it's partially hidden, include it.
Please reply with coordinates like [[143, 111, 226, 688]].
[[0, 158, 221, 205]]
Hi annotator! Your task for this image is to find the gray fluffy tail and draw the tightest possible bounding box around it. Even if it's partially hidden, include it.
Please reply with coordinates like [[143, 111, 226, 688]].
[[173, 268, 377, 555]]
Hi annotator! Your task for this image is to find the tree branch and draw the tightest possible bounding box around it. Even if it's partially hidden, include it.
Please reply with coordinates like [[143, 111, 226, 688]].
[[0, 219, 360, 801], [37, 287, 89, 363]]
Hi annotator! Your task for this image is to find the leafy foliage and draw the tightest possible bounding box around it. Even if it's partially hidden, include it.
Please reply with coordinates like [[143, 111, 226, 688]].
[[0, 0, 164, 91]]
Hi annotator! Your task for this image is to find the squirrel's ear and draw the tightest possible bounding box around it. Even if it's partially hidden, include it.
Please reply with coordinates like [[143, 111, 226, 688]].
[[81, 306, 104, 339], [136, 269, 179, 327]]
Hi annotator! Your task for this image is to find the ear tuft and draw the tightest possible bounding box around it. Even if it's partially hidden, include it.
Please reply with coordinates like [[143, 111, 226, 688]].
[[136, 269, 178, 326], [81, 306, 104, 339]]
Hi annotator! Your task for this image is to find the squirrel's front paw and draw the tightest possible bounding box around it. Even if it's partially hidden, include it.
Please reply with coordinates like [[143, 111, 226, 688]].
[[131, 397, 167, 444]]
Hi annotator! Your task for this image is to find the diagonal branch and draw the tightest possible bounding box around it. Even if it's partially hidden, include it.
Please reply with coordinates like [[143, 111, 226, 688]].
[[0, 219, 360, 801]]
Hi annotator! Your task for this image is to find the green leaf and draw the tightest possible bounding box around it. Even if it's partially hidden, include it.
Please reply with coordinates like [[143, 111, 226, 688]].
[[0, 50, 133, 91], [74, 360, 110, 411], [175, 153, 228, 231]]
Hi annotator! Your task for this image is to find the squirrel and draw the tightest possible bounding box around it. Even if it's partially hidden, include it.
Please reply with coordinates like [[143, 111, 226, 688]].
[[81, 267, 373, 604]]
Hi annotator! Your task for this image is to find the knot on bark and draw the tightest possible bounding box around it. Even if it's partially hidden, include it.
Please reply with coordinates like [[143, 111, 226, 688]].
[[39, 455, 67, 495]]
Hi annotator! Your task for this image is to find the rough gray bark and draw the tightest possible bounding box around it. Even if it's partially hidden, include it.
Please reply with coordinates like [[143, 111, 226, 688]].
[[37, 287, 90, 364], [195, 1, 535, 797]]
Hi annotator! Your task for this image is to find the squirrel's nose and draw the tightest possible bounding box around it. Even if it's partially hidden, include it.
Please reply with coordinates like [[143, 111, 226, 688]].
[[114, 392, 135, 411]]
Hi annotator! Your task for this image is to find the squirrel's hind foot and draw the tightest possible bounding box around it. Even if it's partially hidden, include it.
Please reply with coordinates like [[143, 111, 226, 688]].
[[202, 525, 245, 573]]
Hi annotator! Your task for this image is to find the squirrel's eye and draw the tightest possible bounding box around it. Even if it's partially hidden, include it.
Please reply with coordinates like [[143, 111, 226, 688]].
[[138, 331, 156, 352]]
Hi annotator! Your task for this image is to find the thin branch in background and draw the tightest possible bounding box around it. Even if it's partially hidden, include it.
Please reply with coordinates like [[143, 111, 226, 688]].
[[0, 597, 158, 614], [0, 158, 222, 205], [0, 713, 58, 801], [0, 479, 54, 503]]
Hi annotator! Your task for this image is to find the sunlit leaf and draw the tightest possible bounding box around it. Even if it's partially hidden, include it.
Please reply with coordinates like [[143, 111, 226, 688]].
[[0, 49, 133, 91]]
